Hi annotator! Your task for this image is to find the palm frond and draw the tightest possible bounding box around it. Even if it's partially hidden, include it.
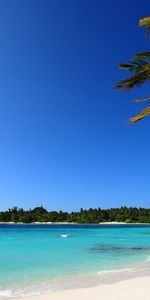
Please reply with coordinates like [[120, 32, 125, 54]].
[[115, 53, 150, 90], [135, 52, 150, 59], [129, 105, 150, 123], [115, 16, 150, 123], [139, 17, 150, 35], [132, 96, 150, 103], [119, 63, 142, 72], [115, 68, 150, 90]]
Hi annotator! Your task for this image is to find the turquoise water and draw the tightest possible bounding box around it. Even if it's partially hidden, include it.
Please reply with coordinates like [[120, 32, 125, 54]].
[[0, 224, 150, 297]]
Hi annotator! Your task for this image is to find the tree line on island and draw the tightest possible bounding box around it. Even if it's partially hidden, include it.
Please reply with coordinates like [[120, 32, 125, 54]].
[[0, 206, 150, 223]]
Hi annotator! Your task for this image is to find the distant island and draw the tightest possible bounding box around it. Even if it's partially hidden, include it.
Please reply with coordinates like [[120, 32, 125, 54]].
[[0, 206, 150, 223]]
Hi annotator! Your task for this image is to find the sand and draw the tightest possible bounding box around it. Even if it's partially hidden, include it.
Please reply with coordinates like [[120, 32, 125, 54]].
[[15, 276, 150, 300]]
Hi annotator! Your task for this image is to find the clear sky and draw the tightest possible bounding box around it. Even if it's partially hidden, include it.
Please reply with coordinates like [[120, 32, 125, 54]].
[[0, 0, 150, 211]]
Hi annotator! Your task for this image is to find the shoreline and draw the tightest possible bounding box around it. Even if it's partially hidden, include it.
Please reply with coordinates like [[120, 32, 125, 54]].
[[7, 259, 150, 299], [0, 221, 150, 225], [14, 275, 150, 300]]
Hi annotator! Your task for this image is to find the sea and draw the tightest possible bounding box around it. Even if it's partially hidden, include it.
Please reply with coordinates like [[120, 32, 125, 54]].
[[0, 224, 150, 298]]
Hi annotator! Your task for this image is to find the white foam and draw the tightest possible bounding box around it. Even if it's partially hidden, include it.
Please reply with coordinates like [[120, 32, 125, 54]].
[[0, 290, 12, 297], [97, 267, 132, 275], [60, 234, 70, 238], [146, 256, 150, 262], [24, 291, 41, 297]]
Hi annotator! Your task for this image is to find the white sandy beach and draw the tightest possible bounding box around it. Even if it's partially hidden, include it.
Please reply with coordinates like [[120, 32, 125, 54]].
[[16, 276, 150, 300]]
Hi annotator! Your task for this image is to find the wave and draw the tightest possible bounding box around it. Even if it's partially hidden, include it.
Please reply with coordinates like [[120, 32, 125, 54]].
[[0, 287, 54, 298], [0, 290, 12, 297], [97, 267, 132, 275], [146, 256, 150, 262]]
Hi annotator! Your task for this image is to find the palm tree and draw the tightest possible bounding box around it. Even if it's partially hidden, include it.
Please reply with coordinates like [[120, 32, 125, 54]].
[[115, 17, 150, 123]]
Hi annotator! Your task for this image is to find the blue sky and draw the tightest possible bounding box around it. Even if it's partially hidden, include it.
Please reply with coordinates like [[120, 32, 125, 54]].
[[0, 0, 150, 211]]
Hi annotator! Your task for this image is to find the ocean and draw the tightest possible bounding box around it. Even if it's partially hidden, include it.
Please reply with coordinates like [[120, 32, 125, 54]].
[[0, 224, 150, 298]]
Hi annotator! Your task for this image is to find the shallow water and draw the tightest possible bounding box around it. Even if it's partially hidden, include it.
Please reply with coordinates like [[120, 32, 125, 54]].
[[0, 224, 150, 298]]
